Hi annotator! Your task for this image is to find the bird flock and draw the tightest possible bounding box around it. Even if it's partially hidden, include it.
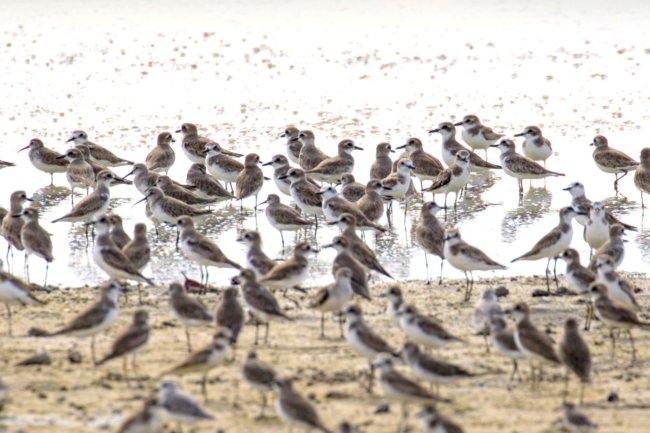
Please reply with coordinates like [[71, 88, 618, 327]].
[[1, 117, 650, 433]]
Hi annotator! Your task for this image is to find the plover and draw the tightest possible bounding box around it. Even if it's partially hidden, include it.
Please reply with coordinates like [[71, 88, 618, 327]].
[[512, 207, 581, 292], [135, 187, 212, 226], [590, 135, 639, 192], [163, 327, 233, 399], [588, 224, 625, 271], [398, 305, 464, 349], [49, 281, 121, 363], [396, 137, 444, 189], [260, 193, 312, 247], [242, 351, 278, 418], [341, 304, 398, 392], [67, 130, 134, 166], [634, 147, 650, 208], [488, 316, 524, 381], [0, 260, 45, 336], [370, 142, 395, 180], [176, 122, 242, 163], [423, 150, 470, 208], [203, 142, 244, 189], [559, 318, 591, 404], [215, 287, 245, 345], [418, 405, 465, 433], [1, 190, 32, 258], [74, 144, 130, 183], [279, 168, 324, 224], [18, 138, 68, 184], [122, 223, 151, 278], [429, 122, 500, 172], [560, 402, 598, 433], [177, 216, 240, 285], [158, 380, 214, 427], [491, 139, 564, 195], [584, 202, 610, 252], [594, 255, 640, 311], [443, 228, 506, 301], [558, 249, 596, 330], [562, 182, 635, 230], [18, 207, 54, 287], [237, 230, 276, 278], [145, 131, 175, 174], [109, 214, 131, 250], [96, 310, 150, 380], [513, 126, 553, 167], [455, 114, 503, 160], [401, 342, 473, 395], [185, 163, 234, 201], [309, 267, 354, 338], [323, 236, 371, 300], [378, 286, 404, 326], [339, 173, 366, 202], [156, 175, 216, 206], [472, 288, 503, 351], [58, 147, 95, 202], [263, 154, 295, 196], [124, 163, 160, 195], [232, 269, 291, 345], [168, 281, 214, 352], [381, 158, 415, 202], [259, 241, 317, 292], [235, 153, 265, 209], [296, 129, 329, 171], [319, 186, 386, 231], [273, 378, 332, 433], [356, 179, 386, 223], [306, 139, 362, 183], [116, 398, 162, 433], [280, 125, 302, 164]]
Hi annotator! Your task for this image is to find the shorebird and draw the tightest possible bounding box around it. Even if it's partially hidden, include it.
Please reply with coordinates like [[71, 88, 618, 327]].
[[423, 150, 470, 208], [591, 134, 640, 192], [558, 249, 596, 330], [109, 214, 131, 249], [48, 281, 121, 363], [339, 173, 366, 202], [280, 125, 301, 164], [215, 287, 245, 345], [491, 139, 564, 196], [158, 380, 214, 428], [273, 378, 332, 433], [429, 122, 501, 172], [323, 236, 371, 300], [560, 402, 598, 433], [1, 190, 32, 260], [203, 142, 243, 190], [511, 303, 561, 383], [231, 269, 291, 345], [279, 168, 324, 225], [0, 260, 45, 336], [58, 147, 95, 202], [512, 207, 581, 292], [401, 342, 473, 395], [341, 304, 398, 392], [124, 163, 159, 195], [136, 187, 212, 229], [634, 147, 650, 208], [260, 193, 312, 247], [594, 255, 640, 311], [176, 122, 242, 163], [263, 154, 295, 196], [357, 179, 386, 223], [443, 228, 506, 301], [378, 286, 404, 326], [116, 398, 162, 433], [472, 288, 504, 351], [235, 153, 265, 209], [66, 130, 133, 166], [145, 131, 175, 174], [319, 186, 386, 231], [455, 114, 503, 160], [296, 130, 329, 170], [18, 207, 53, 287], [584, 202, 610, 252], [418, 405, 465, 433], [562, 182, 635, 230], [382, 159, 416, 220], [306, 139, 362, 183], [514, 126, 553, 168], [162, 327, 233, 399], [588, 224, 625, 271], [259, 241, 317, 293], [396, 137, 444, 189], [309, 267, 354, 338], [122, 223, 151, 285], [156, 175, 216, 206], [168, 281, 214, 352], [489, 316, 524, 381], [177, 216, 241, 285], [96, 310, 150, 381], [398, 305, 464, 349], [242, 351, 278, 418], [559, 318, 591, 404], [74, 144, 130, 184], [18, 138, 68, 184], [237, 230, 276, 278], [370, 142, 395, 180], [185, 163, 234, 201]]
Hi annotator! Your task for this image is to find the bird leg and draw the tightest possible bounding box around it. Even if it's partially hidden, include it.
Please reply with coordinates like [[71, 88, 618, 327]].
[[544, 257, 551, 293], [627, 329, 637, 363], [584, 303, 593, 331], [91, 335, 97, 365], [44, 261, 50, 289], [5, 305, 12, 337], [185, 325, 192, 352], [254, 321, 260, 345], [509, 359, 519, 381], [201, 371, 208, 401], [367, 361, 375, 393], [320, 312, 326, 338], [438, 259, 444, 285], [423, 253, 430, 285], [264, 322, 270, 345]]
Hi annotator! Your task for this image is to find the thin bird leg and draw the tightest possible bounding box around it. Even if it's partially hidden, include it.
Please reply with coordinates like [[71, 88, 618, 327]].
[[544, 257, 551, 293], [584, 303, 592, 331], [264, 322, 270, 345], [320, 312, 325, 338], [423, 252, 430, 285], [256, 391, 267, 419], [338, 314, 344, 339], [563, 370, 569, 402], [579, 381, 586, 405], [131, 353, 138, 378], [464, 271, 470, 301], [438, 258, 444, 285], [628, 329, 637, 363], [185, 325, 192, 352], [5, 305, 12, 336], [44, 261, 49, 289], [518, 179, 524, 197], [254, 321, 260, 345], [201, 371, 208, 401], [91, 335, 97, 365], [122, 356, 131, 387], [280, 231, 285, 249], [367, 361, 375, 393], [509, 359, 518, 381], [552, 257, 559, 291], [610, 328, 616, 360]]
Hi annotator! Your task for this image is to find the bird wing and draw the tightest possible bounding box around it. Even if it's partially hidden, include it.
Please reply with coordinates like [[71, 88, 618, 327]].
[[518, 324, 560, 363], [512, 229, 562, 261], [22, 225, 53, 261], [164, 393, 212, 419], [100, 327, 149, 362], [354, 322, 395, 354], [424, 169, 451, 192], [53, 302, 110, 335], [279, 393, 325, 430], [383, 370, 434, 399]]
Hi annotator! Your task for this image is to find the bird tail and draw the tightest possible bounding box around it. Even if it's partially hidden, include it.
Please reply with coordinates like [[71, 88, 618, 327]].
[[547, 170, 565, 177]]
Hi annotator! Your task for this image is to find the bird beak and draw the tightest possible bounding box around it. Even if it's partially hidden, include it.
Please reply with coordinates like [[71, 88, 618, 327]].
[[513, 132, 525, 137], [395, 144, 407, 150], [262, 161, 272, 166], [289, 137, 299, 142], [257, 200, 269, 207], [18, 145, 30, 152], [122, 169, 135, 178], [66, 137, 75, 142], [428, 128, 440, 134], [134, 196, 148, 206], [322, 243, 333, 249], [453, 121, 464, 126], [489, 144, 500, 148], [56, 155, 67, 160], [170, 138, 176, 143], [326, 220, 340, 226], [25, 197, 33, 202], [278, 174, 288, 180], [354, 146, 364, 150], [11, 213, 22, 218], [561, 186, 571, 191], [589, 142, 595, 146], [201, 149, 209, 155], [315, 191, 325, 196], [175, 128, 182, 133]]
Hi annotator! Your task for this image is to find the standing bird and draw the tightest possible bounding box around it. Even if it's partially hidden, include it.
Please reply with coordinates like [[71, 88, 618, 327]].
[[235, 153, 265, 209], [260, 193, 312, 248], [145, 131, 176, 174], [339, 174, 366, 202], [136, 187, 212, 232], [18, 207, 54, 287], [242, 351, 277, 419], [280, 125, 301, 164], [308, 267, 354, 338], [396, 137, 444, 190], [122, 223, 152, 297], [398, 305, 464, 350], [514, 125, 553, 168], [0, 261, 45, 336], [215, 287, 245, 345], [18, 138, 68, 184], [58, 147, 95, 203], [379, 286, 404, 326], [273, 378, 332, 433], [558, 249, 596, 330], [356, 179, 386, 224], [157, 381, 214, 428], [263, 154, 296, 196], [455, 114, 503, 160], [588, 224, 626, 271], [156, 176, 216, 206], [323, 236, 371, 300], [584, 202, 611, 252], [319, 186, 386, 231], [185, 163, 234, 201], [74, 144, 129, 182], [124, 163, 160, 196], [369, 142, 395, 180], [168, 282, 214, 352], [260, 241, 317, 294], [176, 122, 241, 163], [590, 135, 639, 193], [429, 122, 501, 172], [96, 310, 150, 381], [472, 288, 504, 351], [418, 405, 465, 433], [116, 398, 162, 433], [423, 151, 471, 209], [203, 142, 243, 191], [559, 318, 591, 404], [296, 130, 329, 171], [279, 168, 324, 225], [562, 182, 635, 230], [489, 316, 524, 381], [306, 139, 362, 183], [634, 147, 650, 208], [2, 190, 32, 260], [66, 130, 134, 166], [237, 230, 276, 278], [109, 214, 131, 250], [381, 159, 416, 216], [594, 255, 640, 312]]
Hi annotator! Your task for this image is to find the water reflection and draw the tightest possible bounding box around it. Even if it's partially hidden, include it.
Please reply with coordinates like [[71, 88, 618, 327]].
[[501, 187, 553, 243]]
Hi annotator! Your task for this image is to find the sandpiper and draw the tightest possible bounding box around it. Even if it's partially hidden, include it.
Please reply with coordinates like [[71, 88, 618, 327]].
[[177, 216, 241, 285], [491, 139, 564, 196], [296, 130, 329, 170], [280, 125, 301, 164], [74, 144, 130, 183], [323, 236, 371, 300], [273, 378, 332, 433], [309, 267, 354, 337], [263, 154, 295, 196], [319, 186, 386, 231], [260, 193, 312, 247], [378, 286, 404, 326], [96, 310, 150, 380], [401, 342, 473, 395], [168, 281, 214, 352], [559, 318, 591, 404], [591, 135, 639, 193], [18, 207, 54, 287], [235, 153, 265, 209], [58, 147, 95, 202], [122, 223, 151, 276], [588, 224, 625, 271], [232, 269, 291, 345], [259, 241, 317, 293], [634, 147, 650, 208], [1, 190, 32, 258], [584, 202, 610, 251], [488, 316, 524, 381], [203, 142, 244, 189], [176, 122, 242, 163], [145, 131, 175, 174], [242, 351, 278, 418], [398, 305, 464, 349], [381, 159, 415, 202], [279, 168, 324, 224], [561, 402, 598, 432], [413, 201, 446, 285], [163, 327, 233, 399], [237, 230, 276, 278], [594, 255, 640, 311], [339, 173, 366, 202], [514, 126, 553, 168], [472, 288, 503, 351], [558, 249, 596, 330], [18, 138, 68, 184], [49, 281, 121, 363], [455, 114, 503, 160], [109, 214, 131, 249], [0, 260, 45, 336], [158, 380, 214, 427], [186, 163, 234, 201], [306, 139, 362, 183], [357, 179, 386, 223], [117, 398, 162, 433], [423, 150, 470, 208], [67, 130, 133, 166], [124, 163, 160, 195], [370, 142, 395, 180], [341, 304, 398, 392], [396, 137, 444, 189], [135, 187, 212, 227], [429, 122, 500, 171], [443, 228, 506, 301], [418, 405, 465, 433], [215, 287, 245, 344], [562, 182, 635, 230], [156, 175, 216, 206]]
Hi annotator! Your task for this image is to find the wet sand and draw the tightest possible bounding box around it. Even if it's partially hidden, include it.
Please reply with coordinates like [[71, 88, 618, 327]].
[[1, 274, 649, 432]]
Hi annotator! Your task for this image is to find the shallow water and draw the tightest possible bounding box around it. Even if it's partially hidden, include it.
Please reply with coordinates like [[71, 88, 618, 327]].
[[1, 0, 650, 288]]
